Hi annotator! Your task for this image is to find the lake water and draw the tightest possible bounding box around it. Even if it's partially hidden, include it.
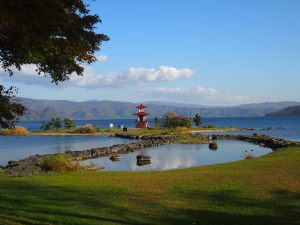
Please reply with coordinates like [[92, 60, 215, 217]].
[[0, 117, 298, 168], [81, 141, 272, 171], [17, 116, 300, 141], [200, 116, 300, 141], [0, 136, 134, 166]]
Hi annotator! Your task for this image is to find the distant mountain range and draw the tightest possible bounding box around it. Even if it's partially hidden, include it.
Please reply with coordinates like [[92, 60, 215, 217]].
[[266, 105, 300, 116], [16, 97, 300, 121]]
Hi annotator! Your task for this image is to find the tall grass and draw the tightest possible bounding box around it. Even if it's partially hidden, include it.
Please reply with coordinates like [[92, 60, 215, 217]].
[[42, 154, 80, 172], [75, 124, 96, 133], [1, 126, 29, 136]]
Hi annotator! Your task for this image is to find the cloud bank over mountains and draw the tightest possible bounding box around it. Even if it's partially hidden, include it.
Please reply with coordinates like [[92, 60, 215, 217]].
[[139, 86, 247, 104], [69, 66, 194, 87], [0, 65, 194, 87], [0, 63, 247, 105]]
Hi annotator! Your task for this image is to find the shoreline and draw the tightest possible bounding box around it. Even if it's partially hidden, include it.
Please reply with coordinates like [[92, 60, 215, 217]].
[[190, 127, 254, 133], [2, 132, 300, 177], [1, 127, 252, 137], [28, 132, 111, 136]]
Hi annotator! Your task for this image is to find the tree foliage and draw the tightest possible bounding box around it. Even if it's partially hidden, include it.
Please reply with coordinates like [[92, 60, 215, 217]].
[[40, 117, 62, 131], [0, 86, 26, 128], [154, 116, 159, 127], [193, 113, 202, 127], [162, 112, 192, 128], [0, 0, 109, 127], [64, 117, 75, 129], [40, 121, 51, 131], [51, 118, 62, 130], [0, 0, 109, 81]]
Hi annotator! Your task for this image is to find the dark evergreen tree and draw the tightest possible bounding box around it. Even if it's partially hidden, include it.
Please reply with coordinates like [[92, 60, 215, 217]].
[[193, 113, 202, 127], [51, 118, 62, 130], [64, 118, 75, 129], [154, 116, 159, 127]]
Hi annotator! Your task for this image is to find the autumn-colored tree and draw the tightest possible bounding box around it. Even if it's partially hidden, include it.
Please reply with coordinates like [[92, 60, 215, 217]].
[[162, 112, 192, 128]]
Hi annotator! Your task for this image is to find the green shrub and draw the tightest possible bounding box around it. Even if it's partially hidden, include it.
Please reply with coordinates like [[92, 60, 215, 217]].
[[1, 126, 29, 135], [42, 154, 79, 172], [244, 154, 255, 160], [206, 123, 216, 128]]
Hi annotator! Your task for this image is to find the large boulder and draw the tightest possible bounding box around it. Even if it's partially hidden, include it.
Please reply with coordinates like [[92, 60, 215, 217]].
[[209, 142, 218, 150], [136, 155, 151, 161]]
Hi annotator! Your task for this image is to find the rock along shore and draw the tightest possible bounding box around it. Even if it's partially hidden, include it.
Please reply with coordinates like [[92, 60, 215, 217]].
[[192, 133, 300, 150]]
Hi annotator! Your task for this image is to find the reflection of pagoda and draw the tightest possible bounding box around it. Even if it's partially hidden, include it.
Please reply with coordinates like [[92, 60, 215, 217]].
[[134, 104, 149, 128]]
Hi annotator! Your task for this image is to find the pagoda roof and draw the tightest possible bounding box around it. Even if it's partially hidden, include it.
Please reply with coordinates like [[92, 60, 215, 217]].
[[136, 104, 147, 109]]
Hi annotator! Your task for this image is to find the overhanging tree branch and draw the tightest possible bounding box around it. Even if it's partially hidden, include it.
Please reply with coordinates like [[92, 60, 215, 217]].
[[0, 0, 109, 127]]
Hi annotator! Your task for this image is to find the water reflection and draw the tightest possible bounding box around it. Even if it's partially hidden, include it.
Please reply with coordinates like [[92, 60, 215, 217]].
[[137, 160, 151, 166], [81, 140, 272, 171], [136, 154, 151, 166]]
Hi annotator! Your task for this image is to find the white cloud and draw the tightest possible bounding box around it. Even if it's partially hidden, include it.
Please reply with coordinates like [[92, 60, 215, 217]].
[[0, 65, 194, 88], [69, 66, 194, 87], [96, 54, 108, 62], [0, 65, 53, 86], [124, 66, 193, 82], [139, 86, 247, 104]]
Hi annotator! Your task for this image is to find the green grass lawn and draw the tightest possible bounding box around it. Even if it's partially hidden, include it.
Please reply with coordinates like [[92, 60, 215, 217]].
[[0, 147, 300, 225], [28, 126, 238, 137]]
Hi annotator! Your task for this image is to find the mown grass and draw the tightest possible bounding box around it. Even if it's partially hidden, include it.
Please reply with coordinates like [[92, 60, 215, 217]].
[[0, 147, 299, 225], [29, 126, 237, 136]]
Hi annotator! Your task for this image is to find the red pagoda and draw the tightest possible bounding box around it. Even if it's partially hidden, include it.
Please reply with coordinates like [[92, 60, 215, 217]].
[[134, 104, 149, 128]]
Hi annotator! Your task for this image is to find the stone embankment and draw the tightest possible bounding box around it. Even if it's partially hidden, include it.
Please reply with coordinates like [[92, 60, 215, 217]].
[[114, 133, 173, 140], [193, 133, 300, 150], [116, 132, 300, 149], [65, 136, 173, 161], [1, 136, 173, 176]]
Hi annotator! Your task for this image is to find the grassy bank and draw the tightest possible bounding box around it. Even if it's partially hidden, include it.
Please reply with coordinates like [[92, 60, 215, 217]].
[[27, 127, 238, 145], [29, 127, 242, 137], [0, 147, 300, 225]]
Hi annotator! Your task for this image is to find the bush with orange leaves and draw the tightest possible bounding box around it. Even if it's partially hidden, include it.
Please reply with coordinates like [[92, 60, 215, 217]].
[[1, 126, 29, 135], [75, 124, 96, 133]]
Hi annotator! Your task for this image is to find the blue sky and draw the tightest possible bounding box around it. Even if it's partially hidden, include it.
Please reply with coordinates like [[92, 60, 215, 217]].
[[1, 0, 300, 106]]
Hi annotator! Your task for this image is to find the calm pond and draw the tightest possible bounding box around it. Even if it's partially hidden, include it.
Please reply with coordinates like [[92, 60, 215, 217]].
[[81, 140, 272, 171], [0, 136, 135, 166]]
